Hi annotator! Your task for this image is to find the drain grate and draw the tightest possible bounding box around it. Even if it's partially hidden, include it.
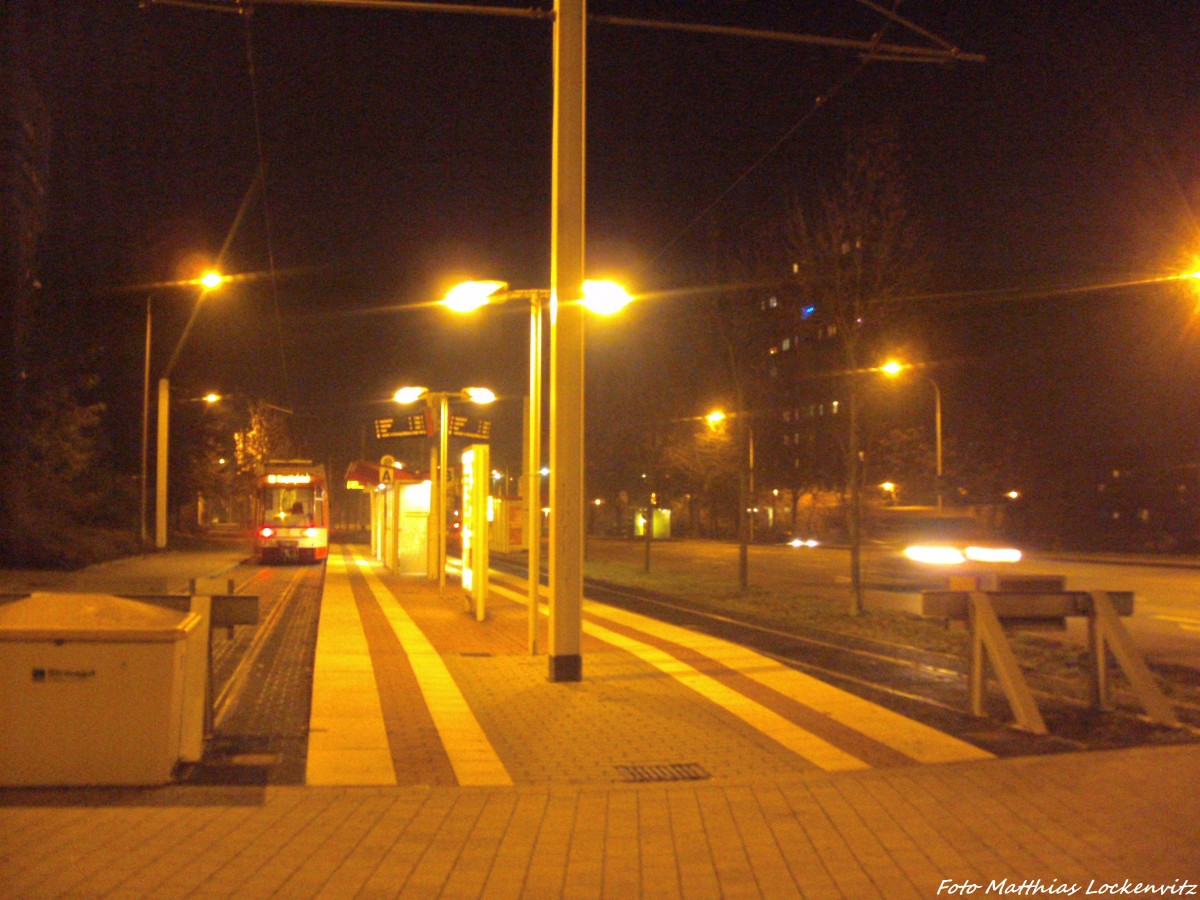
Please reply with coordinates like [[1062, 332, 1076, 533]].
[[615, 763, 711, 783]]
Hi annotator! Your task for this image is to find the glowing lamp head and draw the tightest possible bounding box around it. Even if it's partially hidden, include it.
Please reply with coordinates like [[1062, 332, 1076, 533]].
[[393, 386, 428, 405], [581, 280, 632, 315], [443, 280, 508, 313], [881, 360, 904, 376], [464, 386, 495, 405], [199, 270, 224, 290]]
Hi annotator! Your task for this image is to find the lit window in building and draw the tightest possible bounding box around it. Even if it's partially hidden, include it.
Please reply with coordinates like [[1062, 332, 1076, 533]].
[[781, 338, 791, 351], [831, 400, 840, 414]]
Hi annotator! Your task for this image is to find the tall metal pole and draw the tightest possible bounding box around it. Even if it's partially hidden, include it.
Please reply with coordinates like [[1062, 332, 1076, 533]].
[[140, 296, 153, 548], [428, 443, 439, 577], [932, 377, 943, 510], [155, 377, 170, 549], [528, 299, 543, 654], [438, 394, 449, 594], [747, 422, 755, 541], [548, 0, 586, 682]]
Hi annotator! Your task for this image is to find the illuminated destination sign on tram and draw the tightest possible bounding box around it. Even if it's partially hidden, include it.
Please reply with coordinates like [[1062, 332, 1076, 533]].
[[267, 474, 312, 485]]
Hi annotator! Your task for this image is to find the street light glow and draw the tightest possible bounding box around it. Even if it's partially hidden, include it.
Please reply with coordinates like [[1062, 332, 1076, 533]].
[[465, 386, 496, 404], [443, 280, 508, 313], [393, 386, 428, 404], [881, 360, 904, 376], [705, 410, 727, 429], [202, 392, 220, 404], [580, 279, 632, 315], [199, 270, 224, 290]]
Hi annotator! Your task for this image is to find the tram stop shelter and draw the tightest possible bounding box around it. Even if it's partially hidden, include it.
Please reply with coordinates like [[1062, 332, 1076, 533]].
[[346, 460, 430, 575]]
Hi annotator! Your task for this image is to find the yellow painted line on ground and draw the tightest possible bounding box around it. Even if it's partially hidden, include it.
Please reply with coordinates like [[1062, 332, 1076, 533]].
[[489, 579, 866, 770], [306, 551, 395, 785], [585, 615, 871, 771], [584, 601, 993, 765], [349, 549, 512, 786], [491, 574, 991, 766]]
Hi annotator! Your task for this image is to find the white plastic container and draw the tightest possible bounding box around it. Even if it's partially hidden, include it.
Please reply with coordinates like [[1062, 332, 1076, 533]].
[[0, 593, 201, 786]]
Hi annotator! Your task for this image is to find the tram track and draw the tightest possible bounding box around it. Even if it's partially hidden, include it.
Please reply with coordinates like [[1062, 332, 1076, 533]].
[[212, 565, 309, 728], [491, 558, 1200, 750], [183, 561, 326, 785]]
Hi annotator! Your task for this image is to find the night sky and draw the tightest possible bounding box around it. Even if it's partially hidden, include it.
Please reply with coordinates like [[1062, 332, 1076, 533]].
[[23, 1, 1200, 480]]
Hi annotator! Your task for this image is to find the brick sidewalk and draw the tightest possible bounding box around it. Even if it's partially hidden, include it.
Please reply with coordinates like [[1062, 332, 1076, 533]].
[[2, 745, 1197, 898], [2, 547, 1198, 897]]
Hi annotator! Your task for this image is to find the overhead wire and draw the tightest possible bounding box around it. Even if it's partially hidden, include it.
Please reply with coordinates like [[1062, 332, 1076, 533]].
[[242, 7, 294, 414], [643, 3, 907, 275]]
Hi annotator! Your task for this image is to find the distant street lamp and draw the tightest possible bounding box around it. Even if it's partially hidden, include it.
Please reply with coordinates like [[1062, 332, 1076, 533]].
[[393, 385, 495, 594], [142, 270, 225, 549], [882, 359, 943, 509], [442, 278, 631, 654]]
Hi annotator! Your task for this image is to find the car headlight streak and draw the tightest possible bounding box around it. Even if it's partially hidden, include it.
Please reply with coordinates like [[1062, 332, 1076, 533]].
[[903, 545, 1022, 565], [965, 546, 1023, 563], [904, 545, 967, 566]]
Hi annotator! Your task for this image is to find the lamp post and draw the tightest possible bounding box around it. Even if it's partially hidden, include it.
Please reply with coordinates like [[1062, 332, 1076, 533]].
[[706, 408, 755, 590], [393, 385, 496, 594], [882, 360, 943, 509], [441, 278, 630, 654], [143, 270, 224, 549]]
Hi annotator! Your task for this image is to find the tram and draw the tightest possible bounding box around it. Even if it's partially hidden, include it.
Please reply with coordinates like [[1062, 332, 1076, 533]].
[[254, 460, 329, 564]]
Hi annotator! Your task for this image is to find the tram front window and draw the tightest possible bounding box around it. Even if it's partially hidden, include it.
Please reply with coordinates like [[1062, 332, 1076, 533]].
[[263, 487, 316, 526]]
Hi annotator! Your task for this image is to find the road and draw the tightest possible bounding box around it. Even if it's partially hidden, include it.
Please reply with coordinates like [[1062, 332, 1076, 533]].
[[1008, 555, 1200, 671], [591, 539, 1200, 672]]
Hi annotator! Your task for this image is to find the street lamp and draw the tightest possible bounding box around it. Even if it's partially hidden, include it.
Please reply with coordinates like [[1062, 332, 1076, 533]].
[[882, 359, 943, 509], [142, 270, 225, 549], [442, 278, 631, 655], [393, 385, 495, 594]]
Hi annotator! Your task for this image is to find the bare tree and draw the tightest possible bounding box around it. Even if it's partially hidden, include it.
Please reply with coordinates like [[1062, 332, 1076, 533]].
[[786, 127, 920, 613], [699, 221, 780, 591]]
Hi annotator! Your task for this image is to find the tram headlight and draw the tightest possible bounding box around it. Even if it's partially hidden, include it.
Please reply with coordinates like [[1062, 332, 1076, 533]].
[[304, 527, 318, 538], [258, 526, 275, 539]]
